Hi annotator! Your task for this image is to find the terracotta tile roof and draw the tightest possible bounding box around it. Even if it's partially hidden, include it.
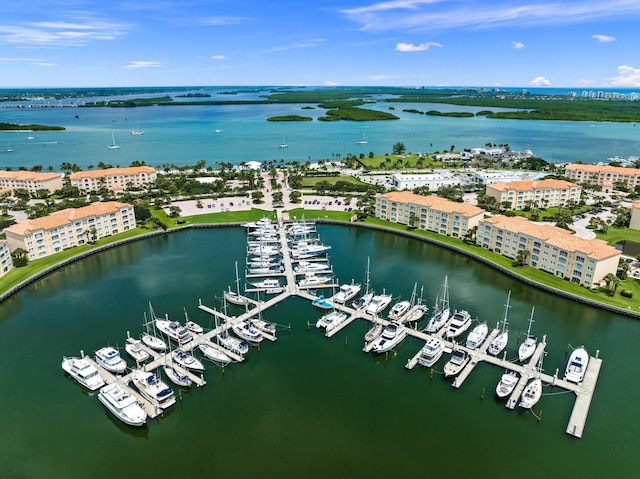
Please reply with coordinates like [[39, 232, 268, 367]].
[[488, 179, 579, 192], [380, 191, 485, 217], [0, 170, 61, 181], [565, 163, 640, 175], [69, 166, 155, 179], [5, 201, 131, 236], [481, 215, 619, 260]]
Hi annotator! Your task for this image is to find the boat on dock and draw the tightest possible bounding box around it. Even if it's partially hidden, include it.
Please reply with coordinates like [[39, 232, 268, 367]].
[[98, 383, 147, 426], [95, 346, 128, 374], [172, 348, 205, 371], [364, 314, 384, 343], [424, 275, 450, 333], [370, 321, 407, 353], [141, 306, 168, 351], [294, 261, 330, 274], [249, 278, 283, 294], [155, 315, 193, 345], [443, 347, 470, 377], [519, 377, 542, 409], [366, 290, 392, 315], [332, 281, 361, 304], [387, 300, 410, 321], [130, 369, 176, 410], [465, 321, 488, 350], [403, 283, 428, 323], [565, 346, 589, 383], [216, 332, 249, 356], [184, 309, 203, 335], [495, 371, 519, 398], [445, 310, 472, 339], [125, 337, 150, 363], [198, 342, 232, 366], [417, 337, 445, 368], [312, 294, 333, 309], [232, 320, 264, 343], [488, 291, 511, 356], [163, 360, 193, 388], [61, 357, 105, 391], [298, 273, 333, 288], [518, 307, 537, 362], [316, 310, 347, 330], [225, 262, 250, 306]]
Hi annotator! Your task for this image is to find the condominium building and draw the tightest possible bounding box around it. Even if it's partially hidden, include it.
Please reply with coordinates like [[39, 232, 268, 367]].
[[375, 191, 485, 239], [69, 166, 157, 193], [4, 201, 136, 260], [0, 240, 13, 277], [485, 179, 582, 210], [629, 201, 640, 230], [476, 215, 619, 287], [0, 170, 63, 195], [564, 163, 640, 191], [391, 172, 460, 191]]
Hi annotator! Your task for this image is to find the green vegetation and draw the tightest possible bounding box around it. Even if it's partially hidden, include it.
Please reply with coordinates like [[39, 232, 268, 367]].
[[0, 122, 65, 131], [267, 115, 313, 122], [299, 175, 365, 188], [286, 208, 354, 221], [318, 105, 398, 122], [175, 93, 211, 98], [83, 96, 174, 107], [426, 110, 474, 118]]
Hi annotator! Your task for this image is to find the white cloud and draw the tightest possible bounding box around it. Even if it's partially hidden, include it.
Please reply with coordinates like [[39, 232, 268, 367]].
[[396, 41, 441, 52], [592, 34, 615, 42], [325, 80, 340, 86], [608, 65, 640, 87], [530, 76, 551, 86], [123, 60, 162, 69], [201, 17, 248, 26], [210, 55, 226, 60], [512, 41, 525, 49]]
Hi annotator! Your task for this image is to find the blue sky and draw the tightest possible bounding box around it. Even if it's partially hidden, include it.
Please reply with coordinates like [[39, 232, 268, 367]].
[[2, 0, 640, 88]]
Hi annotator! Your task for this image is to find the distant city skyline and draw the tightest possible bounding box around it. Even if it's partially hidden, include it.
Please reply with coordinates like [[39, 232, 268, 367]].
[[2, 0, 640, 88]]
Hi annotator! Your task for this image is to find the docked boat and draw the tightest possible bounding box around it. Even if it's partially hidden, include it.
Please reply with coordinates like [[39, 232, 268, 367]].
[[316, 310, 347, 330], [216, 332, 249, 356], [518, 377, 542, 409], [365, 290, 393, 314], [130, 369, 176, 410], [172, 348, 205, 371], [312, 294, 334, 309], [364, 313, 383, 343], [290, 243, 331, 259], [495, 371, 519, 398], [417, 337, 445, 368], [465, 321, 488, 350], [371, 321, 407, 353], [155, 316, 193, 345], [332, 281, 362, 304], [387, 300, 410, 321], [225, 263, 250, 306], [142, 305, 167, 351], [183, 308, 203, 335], [124, 337, 150, 363], [98, 383, 147, 427], [163, 361, 192, 388], [298, 272, 333, 288], [232, 320, 264, 343], [61, 356, 105, 391], [445, 310, 472, 339], [198, 342, 232, 366], [293, 261, 330, 274], [403, 284, 428, 323], [95, 346, 128, 374], [565, 346, 589, 383], [248, 264, 284, 275], [249, 278, 283, 294], [424, 275, 450, 333], [353, 292, 373, 310], [443, 348, 470, 377], [488, 291, 511, 356], [518, 307, 537, 362], [325, 312, 350, 333]]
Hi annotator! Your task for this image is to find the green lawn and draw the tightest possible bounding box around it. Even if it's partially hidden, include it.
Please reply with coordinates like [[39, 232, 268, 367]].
[[286, 208, 354, 221], [299, 175, 365, 188]]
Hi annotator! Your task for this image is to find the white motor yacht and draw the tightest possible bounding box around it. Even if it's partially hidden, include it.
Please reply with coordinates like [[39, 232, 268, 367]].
[[443, 348, 470, 377], [95, 346, 127, 374], [163, 363, 192, 388], [155, 318, 193, 345], [61, 357, 105, 391], [125, 337, 150, 363], [294, 261, 330, 274], [297, 273, 333, 288], [495, 371, 519, 398], [316, 310, 347, 330], [417, 337, 445, 368], [366, 291, 393, 315], [445, 310, 472, 339], [564, 346, 589, 383], [518, 377, 542, 409], [249, 278, 283, 293], [465, 322, 488, 350], [98, 383, 147, 427], [232, 320, 264, 343], [352, 291, 373, 310], [332, 281, 362, 304], [216, 332, 249, 356], [130, 369, 176, 410], [387, 300, 410, 321], [371, 321, 407, 353]]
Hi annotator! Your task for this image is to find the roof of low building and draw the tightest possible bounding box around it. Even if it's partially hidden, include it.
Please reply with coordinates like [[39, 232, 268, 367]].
[[379, 191, 485, 217], [0, 170, 61, 181], [565, 163, 640, 175], [487, 179, 580, 192], [69, 166, 155, 179]]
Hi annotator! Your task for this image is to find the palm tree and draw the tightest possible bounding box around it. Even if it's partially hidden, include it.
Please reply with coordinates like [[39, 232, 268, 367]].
[[603, 273, 620, 296]]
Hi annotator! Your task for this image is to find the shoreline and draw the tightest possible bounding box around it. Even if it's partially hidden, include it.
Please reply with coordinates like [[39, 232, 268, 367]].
[[1, 219, 638, 320]]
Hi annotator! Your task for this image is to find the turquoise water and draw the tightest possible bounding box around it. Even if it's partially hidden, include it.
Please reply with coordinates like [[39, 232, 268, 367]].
[[1, 88, 639, 169], [0, 225, 638, 478]]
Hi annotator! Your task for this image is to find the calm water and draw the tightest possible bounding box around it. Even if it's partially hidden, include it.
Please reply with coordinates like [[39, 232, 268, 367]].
[[0, 225, 638, 478], [1, 87, 640, 169]]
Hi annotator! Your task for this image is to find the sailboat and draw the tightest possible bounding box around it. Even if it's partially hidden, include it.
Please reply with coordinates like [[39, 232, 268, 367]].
[[278, 134, 288, 148], [4, 142, 13, 153], [107, 132, 120, 149], [488, 291, 511, 356], [518, 307, 537, 362], [225, 261, 250, 306], [403, 283, 428, 323], [357, 131, 367, 144], [424, 275, 450, 333], [141, 305, 168, 351], [130, 124, 144, 135], [354, 256, 373, 310], [519, 354, 544, 409]]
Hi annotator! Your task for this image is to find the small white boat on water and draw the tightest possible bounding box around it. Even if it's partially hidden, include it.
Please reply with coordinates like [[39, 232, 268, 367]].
[[371, 321, 407, 353], [183, 309, 203, 335], [325, 312, 350, 334], [95, 346, 127, 374], [417, 337, 445, 368], [518, 377, 542, 409], [249, 278, 283, 294], [248, 264, 284, 275], [142, 332, 167, 351], [404, 303, 428, 323], [61, 357, 105, 391], [353, 292, 373, 310], [172, 348, 205, 371], [366, 290, 393, 315], [294, 261, 330, 274], [130, 369, 176, 410], [155, 317, 193, 345], [488, 291, 511, 356], [98, 383, 147, 426], [518, 307, 537, 362], [443, 347, 470, 377], [198, 342, 232, 366], [226, 262, 250, 306], [496, 371, 519, 398], [232, 320, 264, 343], [465, 321, 488, 350], [125, 337, 150, 363], [424, 275, 450, 333], [387, 300, 411, 321], [332, 281, 361, 304], [298, 273, 333, 288], [445, 310, 472, 339], [364, 319, 383, 343], [216, 332, 249, 356], [316, 310, 347, 330], [565, 346, 589, 383], [163, 362, 192, 388]]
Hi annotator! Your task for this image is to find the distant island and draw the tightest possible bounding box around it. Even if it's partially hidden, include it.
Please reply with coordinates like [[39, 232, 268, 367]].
[[267, 115, 313, 122], [175, 93, 211, 98], [0, 122, 65, 131]]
